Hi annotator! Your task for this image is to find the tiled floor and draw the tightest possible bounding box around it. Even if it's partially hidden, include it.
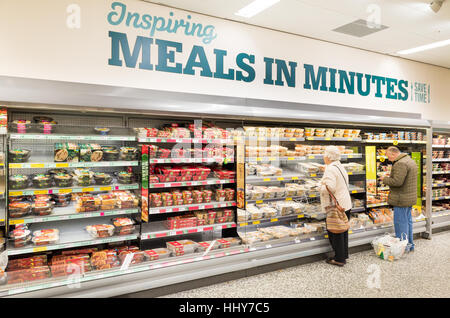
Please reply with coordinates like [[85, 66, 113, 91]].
[[161, 231, 450, 298]]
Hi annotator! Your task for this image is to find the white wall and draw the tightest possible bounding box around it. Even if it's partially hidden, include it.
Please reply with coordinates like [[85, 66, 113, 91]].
[[0, 0, 449, 120]]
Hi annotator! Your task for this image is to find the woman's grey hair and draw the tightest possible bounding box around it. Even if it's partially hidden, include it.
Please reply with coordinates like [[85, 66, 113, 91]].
[[324, 146, 341, 161]]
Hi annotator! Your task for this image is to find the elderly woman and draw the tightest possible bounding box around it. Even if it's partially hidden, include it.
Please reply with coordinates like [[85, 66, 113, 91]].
[[320, 146, 352, 267]]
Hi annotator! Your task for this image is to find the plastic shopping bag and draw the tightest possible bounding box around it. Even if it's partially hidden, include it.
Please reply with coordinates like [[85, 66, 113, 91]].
[[371, 233, 408, 261]]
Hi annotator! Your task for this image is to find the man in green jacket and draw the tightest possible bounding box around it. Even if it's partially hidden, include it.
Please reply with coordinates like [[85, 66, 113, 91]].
[[380, 146, 417, 251]]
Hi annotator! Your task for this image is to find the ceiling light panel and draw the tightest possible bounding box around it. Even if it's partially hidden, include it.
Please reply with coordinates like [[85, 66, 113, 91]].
[[235, 0, 281, 18]]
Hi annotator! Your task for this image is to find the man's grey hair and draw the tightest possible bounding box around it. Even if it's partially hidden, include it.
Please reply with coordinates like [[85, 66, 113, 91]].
[[324, 146, 341, 161], [386, 146, 401, 154]]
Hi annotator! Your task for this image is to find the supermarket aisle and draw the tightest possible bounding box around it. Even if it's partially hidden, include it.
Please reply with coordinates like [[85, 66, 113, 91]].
[[161, 231, 450, 298]]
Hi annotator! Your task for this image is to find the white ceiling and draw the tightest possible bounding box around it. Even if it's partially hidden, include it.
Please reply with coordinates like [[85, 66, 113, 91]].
[[145, 0, 450, 69]]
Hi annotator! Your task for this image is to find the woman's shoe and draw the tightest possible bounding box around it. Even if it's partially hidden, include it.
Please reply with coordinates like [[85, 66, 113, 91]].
[[326, 259, 345, 267]]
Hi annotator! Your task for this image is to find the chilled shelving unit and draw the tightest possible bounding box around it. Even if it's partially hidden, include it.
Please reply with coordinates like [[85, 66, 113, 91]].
[[429, 123, 450, 231], [0, 109, 435, 298], [133, 118, 239, 252], [6, 113, 142, 259], [238, 124, 368, 244]]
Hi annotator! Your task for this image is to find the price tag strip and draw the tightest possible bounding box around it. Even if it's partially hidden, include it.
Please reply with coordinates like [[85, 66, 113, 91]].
[[149, 201, 236, 215], [8, 234, 139, 256], [142, 222, 236, 240], [149, 179, 235, 189], [9, 208, 139, 225], [8, 184, 139, 196], [9, 161, 139, 169]]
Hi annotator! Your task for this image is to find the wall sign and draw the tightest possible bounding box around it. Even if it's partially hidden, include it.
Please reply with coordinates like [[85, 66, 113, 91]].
[[0, 0, 448, 119]]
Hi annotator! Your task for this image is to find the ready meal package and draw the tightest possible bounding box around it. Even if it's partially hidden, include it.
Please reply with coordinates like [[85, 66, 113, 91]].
[[90, 250, 120, 270], [54, 143, 79, 162], [143, 248, 171, 261], [79, 144, 103, 162]]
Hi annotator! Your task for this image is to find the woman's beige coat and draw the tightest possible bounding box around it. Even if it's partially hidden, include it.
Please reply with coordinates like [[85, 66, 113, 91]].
[[320, 161, 352, 212]]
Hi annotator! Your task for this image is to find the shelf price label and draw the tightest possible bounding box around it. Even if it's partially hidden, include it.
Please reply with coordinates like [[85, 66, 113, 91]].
[[58, 189, 72, 194], [9, 191, 23, 196], [9, 219, 24, 225], [393, 140, 399, 146], [291, 176, 299, 180], [56, 163, 69, 168], [33, 246, 48, 253]]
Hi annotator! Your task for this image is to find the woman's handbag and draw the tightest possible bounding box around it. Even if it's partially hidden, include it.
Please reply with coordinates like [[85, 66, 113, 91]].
[[325, 185, 350, 234]]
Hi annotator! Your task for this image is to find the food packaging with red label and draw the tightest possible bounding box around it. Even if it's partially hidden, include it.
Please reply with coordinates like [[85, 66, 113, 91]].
[[118, 250, 145, 265], [215, 189, 226, 202], [85, 224, 115, 238], [225, 189, 235, 201], [197, 241, 220, 252], [9, 202, 32, 218], [143, 248, 171, 261], [112, 217, 136, 235], [32, 229, 59, 246]]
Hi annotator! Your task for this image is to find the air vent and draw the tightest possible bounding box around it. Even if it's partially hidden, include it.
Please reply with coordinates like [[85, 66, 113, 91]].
[[332, 19, 388, 37]]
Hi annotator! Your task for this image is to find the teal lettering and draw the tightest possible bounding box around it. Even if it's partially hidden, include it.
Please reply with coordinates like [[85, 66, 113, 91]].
[[126, 12, 140, 28], [264, 58, 274, 85], [356, 73, 371, 96], [155, 39, 182, 74], [303, 64, 328, 91], [107, 2, 126, 26], [398, 80, 409, 101], [150, 17, 166, 37], [371, 75, 386, 98], [141, 15, 152, 30], [236, 53, 255, 83], [385, 77, 398, 99], [108, 31, 153, 70], [213, 49, 234, 80], [338, 70, 355, 94], [275, 60, 297, 87], [183, 45, 213, 77], [329, 68, 337, 92]]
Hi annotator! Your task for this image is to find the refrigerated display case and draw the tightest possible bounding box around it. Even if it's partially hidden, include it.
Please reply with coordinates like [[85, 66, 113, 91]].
[[428, 121, 450, 231], [0, 105, 437, 298]]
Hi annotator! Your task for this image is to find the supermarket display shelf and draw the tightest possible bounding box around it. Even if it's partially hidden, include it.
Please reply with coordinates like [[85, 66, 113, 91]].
[[1, 218, 428, 298], [377, 156, 388, 160], [2, 245, 251, 297], [351, 207, 366, 213], [246, 137, 305, 142], [423, 196, 450, 201], [364, 140, 427, 144], [432, 170, 450, 175], [141, 222, 237, 240], [432, 158, 450, 162], [432, 210, 450, 218], [8, 183, 139, 196], [246, 171, 365, 183], [137, 137, 233, 144], [8, 206, 140, 225], [149, 201, 236, 215], [246, 193, 319, 205], [432, 144, 450, 148], [149, 179, 235, 189], [305, 137, 362, 142], [7, 217, 140, 256], [367, 202, 389, 208], [246, 154, 362, 162], [9, 160, 139, 169], [238, 213, 305, 227], [377, 187, 390, 191], [149, 157, 233, 164], [9, 133, 135, 141], [432, 182, 450, 188]]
